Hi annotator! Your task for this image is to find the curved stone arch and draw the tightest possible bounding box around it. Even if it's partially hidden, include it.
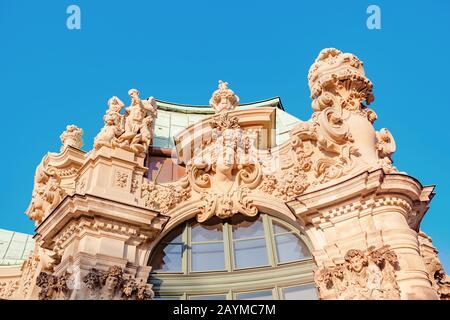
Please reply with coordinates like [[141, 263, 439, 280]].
[[144, 195, 314, 267]]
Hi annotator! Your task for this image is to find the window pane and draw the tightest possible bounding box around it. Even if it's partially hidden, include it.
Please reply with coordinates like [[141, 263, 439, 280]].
[[192, 242, 225, 272], [236, 290, 273, 300], [282, 284, 318, 300], [192, 223, 223, 242], [234, 238, 268, 269], [232, 216, 265, 240], [189, 294, 227, 300], [151, 243, 183, 272], [272, 221, 291, 235], [275, 233, 310, 263]]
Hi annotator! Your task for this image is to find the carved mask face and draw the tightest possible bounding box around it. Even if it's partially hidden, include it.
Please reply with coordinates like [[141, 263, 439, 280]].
[[350, 256, 365, 273], [105, 275, 118, 290], [124, 284, 133, 295]]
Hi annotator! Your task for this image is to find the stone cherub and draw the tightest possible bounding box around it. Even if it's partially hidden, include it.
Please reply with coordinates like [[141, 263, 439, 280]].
[[94, 96, 125, 150], [314, 245, 401, 300]]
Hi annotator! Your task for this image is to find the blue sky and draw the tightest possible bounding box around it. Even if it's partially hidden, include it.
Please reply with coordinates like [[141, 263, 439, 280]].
[[1, 0, 449, 270]]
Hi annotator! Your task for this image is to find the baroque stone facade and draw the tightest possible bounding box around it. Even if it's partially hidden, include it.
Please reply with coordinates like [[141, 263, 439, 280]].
[[0, 48, 447, 300], [314, 245, 400, 299]]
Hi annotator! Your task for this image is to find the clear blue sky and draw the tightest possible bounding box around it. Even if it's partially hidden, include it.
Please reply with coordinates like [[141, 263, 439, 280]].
[[1, 1, 449, 270]]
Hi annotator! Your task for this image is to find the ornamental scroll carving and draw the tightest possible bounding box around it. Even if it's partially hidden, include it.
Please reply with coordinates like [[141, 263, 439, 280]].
[[262, 47, 400, 188], [94, 89, 157, 157], [308, 48, 374, 114], [26, 164, 66, 223], [83, 266, 153, 300], [186, 112, 261, 222], [314, 245, 401, 300]]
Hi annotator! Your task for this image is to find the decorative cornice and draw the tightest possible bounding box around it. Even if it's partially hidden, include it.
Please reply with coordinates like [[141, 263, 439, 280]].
[[35, 193, 169, 250], [286, 169, 434, 231]]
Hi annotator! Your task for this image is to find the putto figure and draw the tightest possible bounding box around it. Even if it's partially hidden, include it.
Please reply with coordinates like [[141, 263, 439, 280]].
[[93, 96, 124, 150], [314, 245, 401, 300]]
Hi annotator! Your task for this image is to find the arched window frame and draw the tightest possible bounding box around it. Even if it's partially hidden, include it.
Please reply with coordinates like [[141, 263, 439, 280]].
[[148, 213, 317, 300]]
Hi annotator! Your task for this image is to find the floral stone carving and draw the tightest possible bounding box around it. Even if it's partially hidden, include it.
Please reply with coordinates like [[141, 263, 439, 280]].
[[141, 177, 191, 213], [0, 280, 19, 300], [314, 245, 401, 300], [36, 271, 71, 300], [83, 266, 153, 300]]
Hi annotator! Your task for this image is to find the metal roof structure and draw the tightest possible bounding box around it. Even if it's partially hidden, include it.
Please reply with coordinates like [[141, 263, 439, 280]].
[[152, 97, 302, 149], [0, 229, 34, 266]]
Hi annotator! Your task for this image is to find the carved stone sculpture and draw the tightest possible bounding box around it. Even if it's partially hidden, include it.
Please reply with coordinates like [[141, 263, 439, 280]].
[[185, 112, 261, 222], [82, 266, 153, 300], [94, 91, 157, 157], [99, 265, 123, 300], [94, 96, 124, 150], [36, 272, 70, 300], [314, 245, 401, 300], [418, 231, 450, 300], [26, 165, 66, 223], [60, 125, 83, 151], [308, 48, 374, 113], [114, 89, 157, 157], [0, 280, 19, 300], [209, 80, 240, 113], [141, 177, 191, 213], [376, 128, 397, 173]]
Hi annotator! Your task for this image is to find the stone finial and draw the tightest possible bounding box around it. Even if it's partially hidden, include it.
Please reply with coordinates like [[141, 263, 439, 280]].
[[308, 48, 374, 112], [60, 125, 83, 151], [209, 80, 240, 113]]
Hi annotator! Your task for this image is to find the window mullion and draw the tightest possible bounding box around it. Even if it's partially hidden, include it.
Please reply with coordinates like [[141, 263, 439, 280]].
[[223, 221, 233, 272], [182, 223, 189, 274], [263, 215, 277, 267]]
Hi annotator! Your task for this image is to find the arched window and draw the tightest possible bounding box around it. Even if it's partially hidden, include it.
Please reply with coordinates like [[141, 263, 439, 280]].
[[148, 214, 318, 300]]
